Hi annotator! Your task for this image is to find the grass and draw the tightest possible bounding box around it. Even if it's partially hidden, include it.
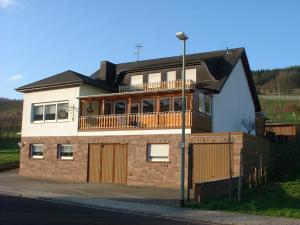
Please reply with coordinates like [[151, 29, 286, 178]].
[[188, 143, 300, 219], [0, 138, 20, 164], [259, 97, 300, 123]]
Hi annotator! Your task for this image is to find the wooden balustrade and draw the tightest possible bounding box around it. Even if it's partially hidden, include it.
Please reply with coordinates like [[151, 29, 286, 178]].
[[119, 80, 194, 93], [79, 111, 191, 130]]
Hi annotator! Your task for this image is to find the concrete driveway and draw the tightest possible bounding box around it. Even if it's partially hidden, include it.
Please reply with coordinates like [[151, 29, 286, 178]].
[[0, 169, 182, 206]]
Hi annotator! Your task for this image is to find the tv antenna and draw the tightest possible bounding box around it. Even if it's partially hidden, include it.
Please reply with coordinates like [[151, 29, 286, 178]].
[[134, 43, 143, 61]]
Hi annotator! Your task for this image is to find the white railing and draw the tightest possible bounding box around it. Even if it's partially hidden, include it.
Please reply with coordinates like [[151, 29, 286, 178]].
[[119, 79, 195, 93]]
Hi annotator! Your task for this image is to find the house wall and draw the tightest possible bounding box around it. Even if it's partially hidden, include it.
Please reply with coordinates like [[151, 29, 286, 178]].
[[212, 59, 256, 134], [19, 132, 269, 187], [21, 84, 108, 137]]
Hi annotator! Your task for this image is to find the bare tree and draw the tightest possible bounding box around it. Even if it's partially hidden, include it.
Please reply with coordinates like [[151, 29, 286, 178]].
[[241, 117, 256, 134]]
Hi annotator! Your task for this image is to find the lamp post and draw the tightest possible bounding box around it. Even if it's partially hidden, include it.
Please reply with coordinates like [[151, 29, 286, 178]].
[[176, 31, 188, 207]]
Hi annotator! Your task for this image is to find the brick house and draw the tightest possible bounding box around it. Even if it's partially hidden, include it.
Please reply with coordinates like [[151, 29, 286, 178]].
[[16, 48, 264, 187]]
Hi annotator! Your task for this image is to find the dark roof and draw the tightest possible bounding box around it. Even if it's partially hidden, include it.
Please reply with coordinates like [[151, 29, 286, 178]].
[[16, 70, 114, 92], [90, 47, 261, 111]]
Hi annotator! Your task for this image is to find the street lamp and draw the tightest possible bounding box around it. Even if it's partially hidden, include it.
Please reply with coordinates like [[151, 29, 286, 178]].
[[176, 31, 188, 207]]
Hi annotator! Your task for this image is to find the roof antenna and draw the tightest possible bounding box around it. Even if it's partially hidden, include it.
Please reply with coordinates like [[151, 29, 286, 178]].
[[226, 46, 231, 55], [134, 43, 143, 61]]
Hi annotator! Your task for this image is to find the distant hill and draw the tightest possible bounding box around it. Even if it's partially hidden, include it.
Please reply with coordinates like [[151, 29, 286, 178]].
[[252, 66, 300, 95], [0, 98, 23, 140]]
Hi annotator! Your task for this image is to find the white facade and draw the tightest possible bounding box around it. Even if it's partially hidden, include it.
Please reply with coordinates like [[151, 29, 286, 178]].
[[21, 84, 107, 137], [212, 59, 256, 134]]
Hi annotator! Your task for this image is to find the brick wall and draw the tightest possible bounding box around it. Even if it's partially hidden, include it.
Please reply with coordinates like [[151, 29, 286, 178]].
[[19, 132, 270, 187]]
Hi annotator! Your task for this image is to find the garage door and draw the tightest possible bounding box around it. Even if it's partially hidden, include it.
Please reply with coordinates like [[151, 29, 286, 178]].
[[192, 143, 233, 184], [89, 144, 127, 184]]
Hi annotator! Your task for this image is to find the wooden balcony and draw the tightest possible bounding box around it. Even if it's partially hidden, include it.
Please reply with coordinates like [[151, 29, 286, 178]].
[[79, 111, 192, 130], [119, 80, 194, 93]]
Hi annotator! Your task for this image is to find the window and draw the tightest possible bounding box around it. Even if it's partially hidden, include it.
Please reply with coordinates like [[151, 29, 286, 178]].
[[33, 105, 44, 121], [142, 99, 155, 113], [160, 98, 170, 112], [115, 101, 126, 114], [198, 92, 204, 113], [205, 95, 212, 115], [30, 144, 43, 159], [166, 71, 176, 82], [131, 102, 139, 114], [45, 104, 56, 120], [104, 102, 112, 115], [58, 145, 73, 160], [173, 97, 186, 111], [131, 75, 143, 85], [57, 103, 69, 120], [32, 101, 69, 122], [198, 92, 212, 115], [148, 73, 161, 83], [147, 144, 169, 162], [185, 68, 196, 82]]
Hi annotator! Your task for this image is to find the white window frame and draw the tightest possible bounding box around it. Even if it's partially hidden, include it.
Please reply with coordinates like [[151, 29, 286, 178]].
[[30, 144, 44, 159], [130, 75, 143, 86], [58, 144, 74, 160], [166, 71, 176, 82], [185, 68, 197, 82], [147, 144, 169, 162], [148, 73, 161, 84], [32, 101, 69, 123]]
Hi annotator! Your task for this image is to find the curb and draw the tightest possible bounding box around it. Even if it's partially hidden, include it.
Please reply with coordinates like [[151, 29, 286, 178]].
[[0, 162, 19, 172]]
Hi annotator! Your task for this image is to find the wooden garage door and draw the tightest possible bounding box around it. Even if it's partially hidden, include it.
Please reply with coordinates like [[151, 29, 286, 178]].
[[192, 143, 233, 184], [89, 144, 101, 182], [88, 144, 127, 184]]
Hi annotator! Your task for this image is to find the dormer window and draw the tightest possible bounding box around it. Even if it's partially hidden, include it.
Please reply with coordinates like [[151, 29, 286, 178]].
[[148, 73, 161, 83], [166, 71, 176, 82], [186, 68, 196, 82], [130, 75, 143, 86]]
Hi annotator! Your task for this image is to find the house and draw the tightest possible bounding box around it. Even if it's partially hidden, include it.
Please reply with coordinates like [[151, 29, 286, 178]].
[[16, 47, 265, 187]]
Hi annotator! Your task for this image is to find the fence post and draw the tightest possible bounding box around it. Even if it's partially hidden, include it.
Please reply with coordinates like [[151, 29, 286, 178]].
[[228, 132, 232, 201], [238, 149, 243, 201]]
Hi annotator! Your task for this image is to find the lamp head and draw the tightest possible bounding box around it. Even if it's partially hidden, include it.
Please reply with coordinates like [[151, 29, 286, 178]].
[[176, 32, 188, 40]]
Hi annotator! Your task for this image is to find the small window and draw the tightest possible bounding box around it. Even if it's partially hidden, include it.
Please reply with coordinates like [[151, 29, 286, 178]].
[[30, 144, 43, 159], [198, 92, 204, 113], [45, 104, 56, 120], [166, 71, 176, 82], [205, 95, 212, 115], [148, 73, 161, 83], [115, 101, 126, 114], [160, 98, 170, 112], [104, 102, 112, 115], [131, 102, 139, 114], [131, 75, 143, 85], [173, 97, 186, 111], [33, 105, 44, 121], [142, 99, 155, 113], [147, 144, 169, 162], [185, 68, 196, 82], [57, 103, 69, 120], [58, 145, 73, 160]]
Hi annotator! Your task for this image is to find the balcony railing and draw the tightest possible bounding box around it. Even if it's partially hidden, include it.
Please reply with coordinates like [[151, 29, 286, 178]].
[[119, 80, 195, 93], [79, 111, 191, 130]]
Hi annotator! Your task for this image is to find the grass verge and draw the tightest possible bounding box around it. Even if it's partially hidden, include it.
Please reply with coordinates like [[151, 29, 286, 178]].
[[0, 138, 20, 164]]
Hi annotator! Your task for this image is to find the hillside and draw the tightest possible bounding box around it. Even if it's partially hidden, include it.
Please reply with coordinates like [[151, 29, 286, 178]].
[[252, 66, 300, 95]]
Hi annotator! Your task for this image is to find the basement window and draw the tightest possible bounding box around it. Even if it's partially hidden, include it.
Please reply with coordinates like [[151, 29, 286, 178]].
[[57, 144, 73, 160], [147, 144, 169, 162], [30, 144, 43, 159]]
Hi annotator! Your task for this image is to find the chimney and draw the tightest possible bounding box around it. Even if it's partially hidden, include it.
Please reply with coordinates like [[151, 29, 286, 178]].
[[98, 61, 116, 84]]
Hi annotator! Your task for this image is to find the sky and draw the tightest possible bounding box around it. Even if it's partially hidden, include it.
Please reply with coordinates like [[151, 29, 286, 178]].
[[1, 0, 300, 99]]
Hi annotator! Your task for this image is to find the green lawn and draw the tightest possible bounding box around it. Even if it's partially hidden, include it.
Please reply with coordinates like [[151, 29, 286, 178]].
[[0, 138, 20, 164], [188, 143, 300, 219]]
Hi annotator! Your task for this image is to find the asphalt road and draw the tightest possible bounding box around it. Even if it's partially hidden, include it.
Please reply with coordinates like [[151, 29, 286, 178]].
[[0, 195, 208, 225]]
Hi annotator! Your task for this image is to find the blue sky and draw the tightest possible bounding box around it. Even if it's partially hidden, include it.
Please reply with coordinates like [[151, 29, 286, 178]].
[[1, 0, 300, 99]]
